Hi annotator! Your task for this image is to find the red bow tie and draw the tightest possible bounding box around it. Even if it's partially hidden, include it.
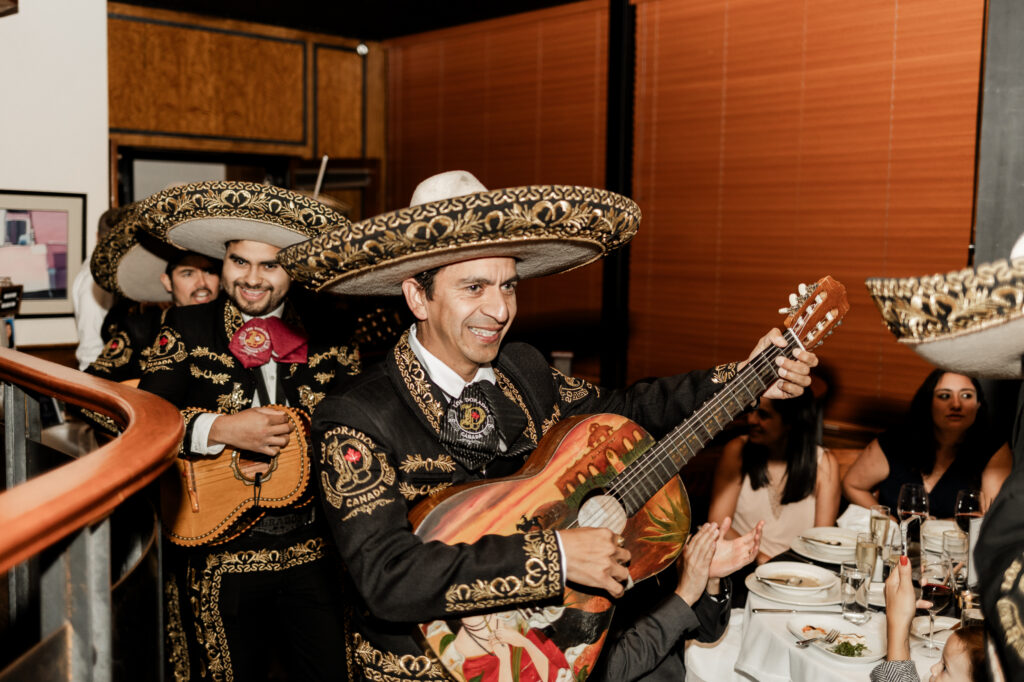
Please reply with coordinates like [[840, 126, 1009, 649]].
[[228, 317, 308, 368]]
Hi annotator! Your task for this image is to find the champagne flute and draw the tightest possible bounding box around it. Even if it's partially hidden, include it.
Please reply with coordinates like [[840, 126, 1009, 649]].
[[882, 520, 905, 581], [955, 489, 983, 532], [855, 532, 878, 574], [943, 529, 969, 595], [920, 556, 952, 656]]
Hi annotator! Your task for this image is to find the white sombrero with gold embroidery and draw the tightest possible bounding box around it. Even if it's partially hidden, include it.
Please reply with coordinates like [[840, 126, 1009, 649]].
[[90, 201, 185, 303], [866, 258, 1024, 378], [278, 170, 641, 296], [139, 180, 352, 259]]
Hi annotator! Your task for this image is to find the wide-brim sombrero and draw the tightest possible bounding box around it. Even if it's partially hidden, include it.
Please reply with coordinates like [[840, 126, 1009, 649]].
[[278, 170, 641, 296], [139, 181, 351, 259], [866, 258, 1024, 378], [90, 202, 183, 303]]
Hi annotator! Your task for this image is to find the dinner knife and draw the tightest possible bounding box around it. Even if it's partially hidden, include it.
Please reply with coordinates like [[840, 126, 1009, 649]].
[[752, 608, 844, 614]]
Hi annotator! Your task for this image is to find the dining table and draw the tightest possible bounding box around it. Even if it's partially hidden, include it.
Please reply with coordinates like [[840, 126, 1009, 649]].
[[685, 543, 949, 681]]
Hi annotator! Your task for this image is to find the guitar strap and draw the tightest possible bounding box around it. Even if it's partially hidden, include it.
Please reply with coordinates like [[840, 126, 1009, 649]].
[[249, 367, 288, 407]]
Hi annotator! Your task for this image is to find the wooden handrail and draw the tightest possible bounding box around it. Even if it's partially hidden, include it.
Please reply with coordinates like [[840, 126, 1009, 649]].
[[0, 347, 182, 575]]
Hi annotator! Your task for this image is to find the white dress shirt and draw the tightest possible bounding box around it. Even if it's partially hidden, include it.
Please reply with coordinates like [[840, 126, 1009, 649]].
[[72, 253, 114, 370]]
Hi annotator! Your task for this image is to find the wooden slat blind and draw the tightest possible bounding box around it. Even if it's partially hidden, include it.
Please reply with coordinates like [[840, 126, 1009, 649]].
[[631, 0, 985, 425], [387, 1, 609, 376]]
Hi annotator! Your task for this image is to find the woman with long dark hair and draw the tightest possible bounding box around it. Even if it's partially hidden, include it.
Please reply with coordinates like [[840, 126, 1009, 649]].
[[709, 392, 839, 564], [842, 370, 1011, 518]]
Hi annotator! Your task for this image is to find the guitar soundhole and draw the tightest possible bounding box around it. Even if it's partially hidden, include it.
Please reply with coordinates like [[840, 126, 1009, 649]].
[[231, 451, 278, 484], [577, 494, 627, 534]]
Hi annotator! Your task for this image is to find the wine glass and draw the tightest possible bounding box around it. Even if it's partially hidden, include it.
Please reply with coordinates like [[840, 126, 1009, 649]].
[[920, 556, 952, 656], [955, 489, 983, 533]]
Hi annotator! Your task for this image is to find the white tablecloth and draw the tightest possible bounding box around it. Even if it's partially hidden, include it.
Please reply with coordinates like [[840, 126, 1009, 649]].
[[685, 592, 939, 681]]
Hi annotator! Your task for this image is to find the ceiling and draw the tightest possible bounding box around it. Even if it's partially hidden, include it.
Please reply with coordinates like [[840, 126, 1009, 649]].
[[116, 0, 580, 41]]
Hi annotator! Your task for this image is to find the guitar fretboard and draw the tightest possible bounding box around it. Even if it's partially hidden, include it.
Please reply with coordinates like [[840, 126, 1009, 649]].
[[607, 329, 801, 516]]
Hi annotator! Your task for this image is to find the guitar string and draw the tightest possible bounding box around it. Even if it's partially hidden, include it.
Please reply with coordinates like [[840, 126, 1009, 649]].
[[561, 332, 799, 533]]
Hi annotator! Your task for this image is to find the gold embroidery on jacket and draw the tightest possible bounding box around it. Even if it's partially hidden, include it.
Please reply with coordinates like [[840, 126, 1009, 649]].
[[215, 383, 249, 413], [443, 531, 561, 612], [998, 558, 1024, 662], [319, 426, 396, 519], [298, 385, 326, 411], [399, 454, 457, 474], [308, 346, 361, 373], [191, 346, 236, 367], [711, 361, 740, 384], [349, 631, 448, 681], [93, 331, 133, 371], [394, 333, 444, 433], [552, 368, 598, 403], [146, 326, 188, 371], [222, 300, 244, 341], [495, 369, 538, 445], [164, 573, 190, 682], [315, 371, 335, 385], [398, 481, 452, 500], [541, 403, 562, 436], [194, 538, 325, 681], [190, 364, 230, 385], [82, 408, 121, 434]]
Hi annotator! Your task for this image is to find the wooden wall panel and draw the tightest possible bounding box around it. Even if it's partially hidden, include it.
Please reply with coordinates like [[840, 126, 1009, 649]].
[[632, 0, 984, 426], [388, 1, 609, 377], [108, 16, 306, 144], [315, 45, 364, 157]]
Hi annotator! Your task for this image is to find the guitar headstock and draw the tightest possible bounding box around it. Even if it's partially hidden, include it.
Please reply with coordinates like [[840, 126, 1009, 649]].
[[778, 276, 850, 350]]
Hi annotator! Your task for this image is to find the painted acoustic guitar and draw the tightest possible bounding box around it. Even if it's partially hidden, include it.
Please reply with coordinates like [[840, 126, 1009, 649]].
[[160, 404, 312, 546], [410, 276, 849, 682]]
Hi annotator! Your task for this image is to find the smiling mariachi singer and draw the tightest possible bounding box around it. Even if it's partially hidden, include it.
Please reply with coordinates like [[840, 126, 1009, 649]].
[[136, 181, 361, 682], [278, 170, 818, 682]]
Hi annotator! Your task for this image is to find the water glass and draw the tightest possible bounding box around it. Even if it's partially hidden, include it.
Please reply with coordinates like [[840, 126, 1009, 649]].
[[840, 560, 870, 624]]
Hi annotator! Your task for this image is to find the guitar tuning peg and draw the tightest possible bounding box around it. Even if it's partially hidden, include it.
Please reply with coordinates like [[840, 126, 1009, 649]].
[[798, 283, 808, 296], [788, 293, 798, 307], [778, 307, 790, 314]]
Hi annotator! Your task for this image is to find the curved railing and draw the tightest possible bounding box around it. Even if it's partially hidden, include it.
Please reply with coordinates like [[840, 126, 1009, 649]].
[[0, 347, 182, 575]]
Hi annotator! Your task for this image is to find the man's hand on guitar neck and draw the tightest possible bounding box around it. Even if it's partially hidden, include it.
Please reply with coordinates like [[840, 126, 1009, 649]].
[[738, 328, 818, 400], [559, 527, 632, 598], [208, 406, 295, 455]]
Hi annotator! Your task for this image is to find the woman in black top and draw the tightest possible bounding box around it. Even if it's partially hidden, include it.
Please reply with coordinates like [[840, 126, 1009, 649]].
[[842, 370, 1011, 517]]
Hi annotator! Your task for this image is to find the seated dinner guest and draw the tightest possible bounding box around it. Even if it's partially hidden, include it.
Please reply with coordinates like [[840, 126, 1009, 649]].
[[872, 553, 987, 682], [842, 370, 1011, 518], [708, 392, 838, 564]]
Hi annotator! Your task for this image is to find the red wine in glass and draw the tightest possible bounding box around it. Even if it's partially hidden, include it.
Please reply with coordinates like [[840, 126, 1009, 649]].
[[922, 583, 952, 614], [956, 511, 983, 533]]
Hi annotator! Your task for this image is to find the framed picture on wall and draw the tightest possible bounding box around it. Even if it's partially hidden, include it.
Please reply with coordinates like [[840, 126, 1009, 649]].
[[0, 190, 86, 317]]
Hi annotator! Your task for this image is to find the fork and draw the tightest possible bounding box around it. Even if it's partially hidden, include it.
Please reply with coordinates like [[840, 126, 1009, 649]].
[[796, 628, 839, 648]]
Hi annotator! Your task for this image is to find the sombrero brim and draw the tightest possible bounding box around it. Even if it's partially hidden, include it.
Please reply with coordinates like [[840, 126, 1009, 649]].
[[279, 184, 641, 295], [866, 258, 1024, 378], [91, 203, 174, 302], [140, 181, 351, 259]]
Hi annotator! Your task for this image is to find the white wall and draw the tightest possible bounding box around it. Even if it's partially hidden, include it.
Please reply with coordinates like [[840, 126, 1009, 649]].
[[0, 0, 109, 345]]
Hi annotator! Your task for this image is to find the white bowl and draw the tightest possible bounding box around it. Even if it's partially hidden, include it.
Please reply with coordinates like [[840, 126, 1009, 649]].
[[754, 561, 839, 595]]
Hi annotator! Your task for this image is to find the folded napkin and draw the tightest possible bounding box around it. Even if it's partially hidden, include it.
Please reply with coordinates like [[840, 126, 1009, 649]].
[[836, 504, 871, 532]]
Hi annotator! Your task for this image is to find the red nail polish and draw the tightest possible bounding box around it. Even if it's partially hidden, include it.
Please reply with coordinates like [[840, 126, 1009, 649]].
[[900, 555, 908, 566]]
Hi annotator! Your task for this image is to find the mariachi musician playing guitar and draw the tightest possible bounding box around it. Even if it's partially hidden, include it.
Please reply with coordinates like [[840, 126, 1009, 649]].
[[279, 171, 826, 682]]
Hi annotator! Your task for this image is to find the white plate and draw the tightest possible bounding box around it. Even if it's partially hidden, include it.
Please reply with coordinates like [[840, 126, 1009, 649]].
[[745, 572, 841, 606], [922, 520, 957, 553], [791, 534, 857, 564], [786, 614, 886, 662], [754, 561, 839, 596], [910, 615, 959, 645]]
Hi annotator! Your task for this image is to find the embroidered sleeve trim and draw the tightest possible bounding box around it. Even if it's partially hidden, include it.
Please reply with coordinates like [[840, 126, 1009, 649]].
[[82, 408, 122, 434], [399, 454, 457, 473], [443, 530, 562, 613], [350, 631, 448, 681], [191, 346, 236, 367], [179, 408, 207, 457], [711, 361, 740, 384], [398, 481, 452, 500]]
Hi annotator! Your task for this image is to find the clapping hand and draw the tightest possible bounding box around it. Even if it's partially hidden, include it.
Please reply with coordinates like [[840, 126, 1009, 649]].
[[709, 517, 764, 577]]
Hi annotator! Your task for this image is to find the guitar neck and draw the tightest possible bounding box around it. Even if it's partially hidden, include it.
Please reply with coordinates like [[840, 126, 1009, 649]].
[[609, 329, 802, 516]]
